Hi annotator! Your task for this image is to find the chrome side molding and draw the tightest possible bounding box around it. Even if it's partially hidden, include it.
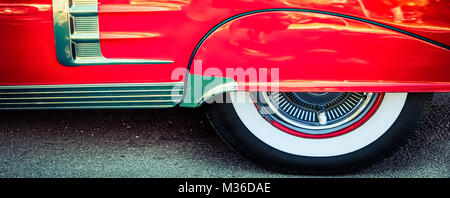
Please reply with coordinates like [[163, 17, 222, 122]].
[[0, 82, 183, 110]]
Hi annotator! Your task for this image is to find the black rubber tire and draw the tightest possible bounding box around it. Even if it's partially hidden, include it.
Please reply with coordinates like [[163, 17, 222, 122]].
[[205, 93, 432, 174]]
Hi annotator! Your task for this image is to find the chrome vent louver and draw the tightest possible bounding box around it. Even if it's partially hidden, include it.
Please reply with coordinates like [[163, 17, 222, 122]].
[[69, 0, 100, 59], [53, 0, 173, 66]]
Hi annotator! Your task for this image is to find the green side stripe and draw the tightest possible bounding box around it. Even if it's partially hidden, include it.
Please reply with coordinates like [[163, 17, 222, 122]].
[[180, 74, 237, 108]]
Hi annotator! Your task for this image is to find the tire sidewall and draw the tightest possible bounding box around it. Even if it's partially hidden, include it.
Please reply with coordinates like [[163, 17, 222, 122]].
[[209, 93, 429, 172]]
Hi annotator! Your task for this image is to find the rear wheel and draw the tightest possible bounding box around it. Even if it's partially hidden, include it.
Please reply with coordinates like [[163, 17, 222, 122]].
[[206, 92, 431, 173]]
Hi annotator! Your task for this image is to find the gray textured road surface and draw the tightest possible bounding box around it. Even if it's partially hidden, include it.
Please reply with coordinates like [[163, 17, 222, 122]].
[[0, 93, 448, 178]]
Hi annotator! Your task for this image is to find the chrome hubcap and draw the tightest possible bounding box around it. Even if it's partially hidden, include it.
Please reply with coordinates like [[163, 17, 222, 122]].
[[254, 92, 379, 135]]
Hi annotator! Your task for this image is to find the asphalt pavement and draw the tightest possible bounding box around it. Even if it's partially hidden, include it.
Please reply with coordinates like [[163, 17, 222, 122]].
[[0, 93, 448, 178]]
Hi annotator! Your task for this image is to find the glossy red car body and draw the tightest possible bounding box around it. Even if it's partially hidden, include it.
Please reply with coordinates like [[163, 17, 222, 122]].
[[0, 0, 449, 93], [2, 0, 447, 173]]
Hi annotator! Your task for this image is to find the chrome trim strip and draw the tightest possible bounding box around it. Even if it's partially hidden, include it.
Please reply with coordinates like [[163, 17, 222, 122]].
[[0, 95, 183, 100], [0, 90, 179, 94], [0, 82, 183, 89], [1, 105, 175, 110], [0, 82, 184, 109], [53, 0, 173, 66], [69, 5, 98, 16], [71, 33, 100, 42], [197, 82, 238, 105], [1, 100, 180, 105]]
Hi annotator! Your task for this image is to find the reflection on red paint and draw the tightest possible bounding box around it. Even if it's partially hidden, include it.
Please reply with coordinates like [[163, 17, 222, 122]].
[[0, 3, 51, 15], [0, 0, 448, 93]]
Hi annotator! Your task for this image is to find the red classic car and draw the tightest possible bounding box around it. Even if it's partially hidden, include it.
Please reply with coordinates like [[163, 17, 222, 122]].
[[0, 0, 449, 173]]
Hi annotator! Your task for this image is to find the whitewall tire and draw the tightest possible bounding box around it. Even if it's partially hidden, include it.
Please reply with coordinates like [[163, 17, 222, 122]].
[[206, 92, 431, 173]]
